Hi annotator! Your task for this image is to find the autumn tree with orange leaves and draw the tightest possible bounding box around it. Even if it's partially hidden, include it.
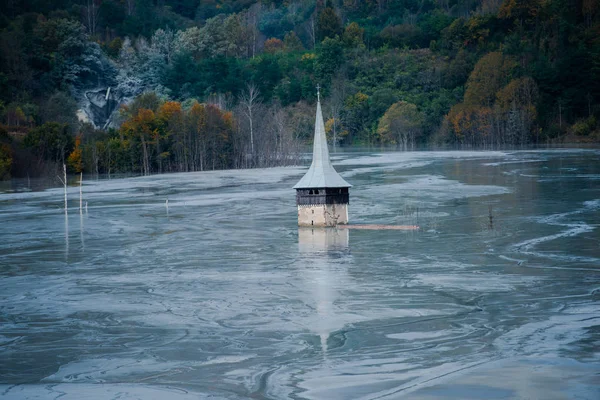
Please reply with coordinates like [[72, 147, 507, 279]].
[[120, 108, 157, 176], [113, 98, 238, 175], [67, 135, 83, 173], [440, 51, 539, 147]]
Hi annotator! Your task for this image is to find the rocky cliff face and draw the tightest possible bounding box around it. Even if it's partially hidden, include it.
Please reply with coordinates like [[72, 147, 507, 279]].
[[73, 49, 134, 131], [78, 87, 123, 129]]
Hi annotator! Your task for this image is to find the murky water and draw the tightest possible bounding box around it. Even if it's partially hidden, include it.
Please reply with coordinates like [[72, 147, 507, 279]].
[[1, 150, 599, 399]]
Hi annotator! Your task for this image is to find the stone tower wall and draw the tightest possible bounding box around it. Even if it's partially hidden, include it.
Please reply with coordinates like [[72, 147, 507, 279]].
[[298, 204, 348, 227]]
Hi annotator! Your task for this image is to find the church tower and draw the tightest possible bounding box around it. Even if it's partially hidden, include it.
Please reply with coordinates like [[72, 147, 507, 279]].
[[294, 88, 351, 227]]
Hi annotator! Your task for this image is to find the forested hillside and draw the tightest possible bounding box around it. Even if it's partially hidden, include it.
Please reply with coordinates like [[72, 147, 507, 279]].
[[1, 0, 599, 179]]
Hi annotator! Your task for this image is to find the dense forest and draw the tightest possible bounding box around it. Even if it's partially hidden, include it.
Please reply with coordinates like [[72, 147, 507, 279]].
[[1, 0, 599, 179]]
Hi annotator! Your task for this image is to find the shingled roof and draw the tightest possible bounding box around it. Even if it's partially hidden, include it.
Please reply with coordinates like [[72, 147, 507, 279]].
[[293, 97, 351, 189]]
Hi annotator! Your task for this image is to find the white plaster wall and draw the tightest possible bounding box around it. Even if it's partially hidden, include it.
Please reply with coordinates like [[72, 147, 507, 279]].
[[298, 204, 348, 227]]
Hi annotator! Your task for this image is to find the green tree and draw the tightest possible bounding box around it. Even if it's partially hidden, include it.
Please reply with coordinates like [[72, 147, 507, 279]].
[[498, 0, 543, 28], [250, 55, 281, 101], [0, 143, 12, 180], [317, 7, 342, 41], [34, 17, 103, 88], [315, 37, 343, 80], [369, 89, 398, 123], [380, 24, 422, 48], [378, 101, 424, 150], [283, 31, 304, 52], [342, 22, 364, 48], [341, 92, 370, 144], [24, 122, 74, 165], [443, 49, 473, 89], [41, 91, 78, 130]]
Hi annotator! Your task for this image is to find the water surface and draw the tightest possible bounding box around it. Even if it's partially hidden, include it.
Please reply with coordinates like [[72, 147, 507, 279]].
[[1, 150, 599, 399]]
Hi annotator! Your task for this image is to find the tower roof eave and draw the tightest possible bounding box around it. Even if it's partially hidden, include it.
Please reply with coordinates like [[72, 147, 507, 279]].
[[293, 166, 352, 189]]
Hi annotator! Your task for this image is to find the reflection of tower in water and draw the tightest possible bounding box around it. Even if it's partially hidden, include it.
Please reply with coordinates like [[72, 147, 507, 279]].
[[298, 228, 349, 356], [298, 228, 349, 253]]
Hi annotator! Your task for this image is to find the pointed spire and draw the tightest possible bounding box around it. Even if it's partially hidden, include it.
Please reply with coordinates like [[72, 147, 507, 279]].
[[293, 89, 351, 189]]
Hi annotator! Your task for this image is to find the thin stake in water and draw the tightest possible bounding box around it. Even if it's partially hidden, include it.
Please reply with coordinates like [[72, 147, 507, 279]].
[[57, 164, 67, 213]]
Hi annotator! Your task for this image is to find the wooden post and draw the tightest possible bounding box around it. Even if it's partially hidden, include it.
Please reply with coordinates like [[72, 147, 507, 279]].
[[64, 164, 67, 211], [79, 172, 83, 214], [57, 164, 68, 213]]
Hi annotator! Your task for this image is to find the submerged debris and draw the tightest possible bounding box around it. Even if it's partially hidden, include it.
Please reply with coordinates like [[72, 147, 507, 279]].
[[338, 224, 419, 230]]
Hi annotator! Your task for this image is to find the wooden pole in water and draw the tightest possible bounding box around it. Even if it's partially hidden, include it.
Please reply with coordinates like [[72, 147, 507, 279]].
[[57, 164, 68, 213], [79, 172, 83, 214], [64, 164, 67, 211]]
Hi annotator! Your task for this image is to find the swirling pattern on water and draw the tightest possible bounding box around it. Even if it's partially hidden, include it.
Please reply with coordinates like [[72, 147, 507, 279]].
[[1, 150, 599, 399]]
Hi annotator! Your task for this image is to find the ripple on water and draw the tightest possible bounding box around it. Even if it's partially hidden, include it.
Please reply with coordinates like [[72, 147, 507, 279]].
[[1, 150, 599, 399]]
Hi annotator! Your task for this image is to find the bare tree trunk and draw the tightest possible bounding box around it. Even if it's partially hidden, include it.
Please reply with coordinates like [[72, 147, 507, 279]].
[[156, 134, 162, 173], [252, 22, 257, 58], [239, 83, 261, 161], [333, 118, 338, 153], [140, 136, 149, 175], [85, 0, 99, 35], [246, 4, 261, 59], [126, 0, 135, 16], [309, 16, 316, 49], [92, 144, 99, 177], [184, 130, 190, 171], [273, 106, 286, 155], [249, 114, 254, 154], [201, 141, 206, 171], [63, 164, 68, 211], [558, 100, 562, 129], [107, 145, 111, 178]]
